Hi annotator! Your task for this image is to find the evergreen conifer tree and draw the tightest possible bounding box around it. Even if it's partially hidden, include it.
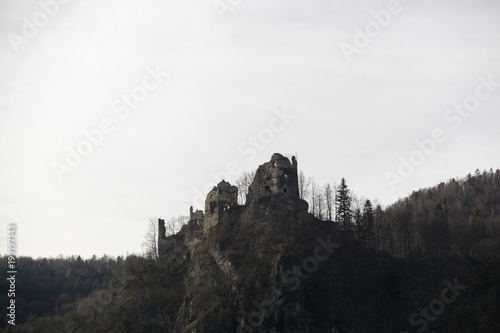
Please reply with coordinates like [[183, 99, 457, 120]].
[[335, 178, 352, 230]]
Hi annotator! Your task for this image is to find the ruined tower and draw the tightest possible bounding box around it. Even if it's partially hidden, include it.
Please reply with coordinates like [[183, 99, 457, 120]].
[[204, 180, 238, 231], [247, 153, 299, 202], [158, 218, 167, 256], [246, 153, 308, 211], [158, 153, 307, 249]]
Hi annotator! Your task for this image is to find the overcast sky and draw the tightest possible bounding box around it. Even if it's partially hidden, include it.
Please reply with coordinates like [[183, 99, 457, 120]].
[[1, 0, 499, 258]]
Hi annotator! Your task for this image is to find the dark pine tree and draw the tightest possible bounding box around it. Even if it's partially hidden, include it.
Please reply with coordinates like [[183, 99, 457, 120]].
[[363, 199, 375, 247], [335, 177, 352, 230], [354, 208, 364, 243]]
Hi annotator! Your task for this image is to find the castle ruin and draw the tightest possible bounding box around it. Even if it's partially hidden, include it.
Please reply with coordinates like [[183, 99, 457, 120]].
[[158, 153, 308, 255], [204, 180, 238, 231], [247, 153, 300, 203]]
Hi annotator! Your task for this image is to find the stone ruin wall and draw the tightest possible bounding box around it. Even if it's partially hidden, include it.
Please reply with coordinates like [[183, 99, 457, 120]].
[[159, 153, 306, 255], [247, 153, 300, 204], [204, 180, 238, 231]]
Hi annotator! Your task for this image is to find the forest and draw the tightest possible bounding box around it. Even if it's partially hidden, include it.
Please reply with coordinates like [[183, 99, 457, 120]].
[[2, 168, 500, 332], [237, 167, 500, 260]]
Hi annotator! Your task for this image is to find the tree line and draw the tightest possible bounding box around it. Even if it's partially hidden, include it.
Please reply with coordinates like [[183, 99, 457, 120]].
[[230, 169, 380, 247], [377, 169, 500, 259], [232, 167, 500, 259], [148, 167, 500, 261], [0, 254, 125, 329]]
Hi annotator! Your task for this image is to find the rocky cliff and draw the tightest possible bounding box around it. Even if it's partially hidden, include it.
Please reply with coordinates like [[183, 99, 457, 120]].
[[78, 154, 499, 333]]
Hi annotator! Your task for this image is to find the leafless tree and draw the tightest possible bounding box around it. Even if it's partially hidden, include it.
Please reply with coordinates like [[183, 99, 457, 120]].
[[298, 170, 311, 201], [324, 183, 334, 221], [350, 191, 365, 212], [317, 191, 325, 220], [142, 218, 158, 260], [165, 215, 189, 235], [142, 215, 188, 260], [310, 180, 325, 219], [235, 170, 256, 205]]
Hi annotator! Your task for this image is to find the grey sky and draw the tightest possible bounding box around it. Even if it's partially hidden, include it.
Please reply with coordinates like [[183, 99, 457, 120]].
[[1, 0, 499, 258]]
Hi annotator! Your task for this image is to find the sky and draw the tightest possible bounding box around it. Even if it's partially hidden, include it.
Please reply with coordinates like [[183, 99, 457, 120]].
[[1, 0, 499, 258]]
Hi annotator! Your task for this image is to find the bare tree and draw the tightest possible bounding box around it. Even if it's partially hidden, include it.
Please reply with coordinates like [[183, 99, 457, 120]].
[[235, 170, 256, 205], [310, 180, 325, 219], [165, 215, 189, 235], [142, 215, 188, 260], [324, 183, 334, 221], [142, 218, 158, 260], [310, 179, 316, 216], [298, 171, 311, 201], [317, 190, 325, 220], [350, 191, 365, 213]]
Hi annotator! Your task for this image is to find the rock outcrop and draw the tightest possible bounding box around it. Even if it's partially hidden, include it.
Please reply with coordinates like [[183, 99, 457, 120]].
[[152, 154, 350, 332], [79, 153, 500, 333], [159, 153, 309, 256]]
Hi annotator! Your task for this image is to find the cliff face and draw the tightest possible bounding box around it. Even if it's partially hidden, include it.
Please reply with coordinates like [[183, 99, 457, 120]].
[[103, 154, 402, 332], [159, 154, 346, 331], [169, 206, 344, 332], [82, 154, 499, 333], [100, 198, 410, 333]]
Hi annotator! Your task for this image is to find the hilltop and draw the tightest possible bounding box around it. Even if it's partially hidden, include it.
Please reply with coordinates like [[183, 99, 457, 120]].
[[3, 154, 500, 332]]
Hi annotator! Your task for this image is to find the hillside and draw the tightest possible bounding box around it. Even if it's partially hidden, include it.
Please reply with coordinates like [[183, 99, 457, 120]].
[[4, 155, 500, 333], [378, 169, 500, 260]]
